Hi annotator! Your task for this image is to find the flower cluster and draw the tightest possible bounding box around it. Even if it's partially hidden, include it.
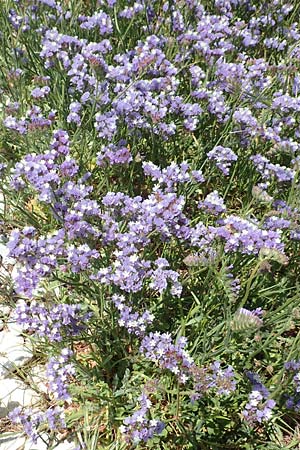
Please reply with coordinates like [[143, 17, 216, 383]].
[[198, 191, 227, 215], [3, 0, 300, 446], [8, 227, 66, 297], [207, 146, 238, 176], [9, 406, 66, 444], [120, 392, 165, 445], [46, 348, 75, 402], [242, 372, 276, 425], [191, 361, 236, 402], [111, 294, 154, 336], [250, 154, 295, 183], [242, 391, 276, 425], [284, 360, 300, 411], [140, 333, 194, 384], [13, 299, 90, 342]]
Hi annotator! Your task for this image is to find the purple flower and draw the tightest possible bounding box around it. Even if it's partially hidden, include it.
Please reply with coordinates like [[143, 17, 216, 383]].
[[191, 361, 236, 401], [198, 191, 226, 215], [242, 371, 275, 426], [242, 391, 276, 425], [140, 332, 194, 383], [207, 146, 237, 175], [96, 141, 132, 166], [111, 294, 154, 336], [9, 406, 65, 444], [251, 154, 295, 182], [13, 299, 91, 342], [79, 11, 113, 34], [46, 348, 75, 402], [31, 86, 50, 99], [120, 391, 165, 444]]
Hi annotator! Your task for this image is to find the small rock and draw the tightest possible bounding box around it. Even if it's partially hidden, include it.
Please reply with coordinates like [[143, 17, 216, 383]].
[[7, 319, 25, 336], [29, 365, 48, 395], [0, 330, 33, 378], [0, 432, 26, 450], [0, 192, 4, 215], [0, 243, 10, 261], [0, 243, 15, 267], [0, 378, 40, 418], [0, 319, 4, 331], [23, 434, 48, 450], [0, 305, 11, 317], [53, 441, 78, 450], [0, 434, 78, 450]]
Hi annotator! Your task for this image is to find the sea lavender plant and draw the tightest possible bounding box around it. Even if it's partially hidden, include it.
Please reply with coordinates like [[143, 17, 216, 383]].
[[46, 348, 75, 402], [9, 406, 66, 444], [207, 145, 238, 175], [242, 372, 276, 426], [120, 391, 165, 444], [13, 299, 91, 342]]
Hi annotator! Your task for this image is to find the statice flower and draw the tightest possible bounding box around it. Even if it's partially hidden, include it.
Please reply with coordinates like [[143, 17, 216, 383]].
[[67, 244, 99, 272], [10, 129, 73, 202], [79, 11, 113, 34], [119, 2, 144, 19], [3, 115, 27, 134], [233, 107, 259, 133], [285, 360, 300, 371], [38, 0, 62, 12], [111, 294, 154, 336], [284, 360, 300, 411], [93, 254, 151, 293], [67, 101, 82, 124], [140, 189, 190, 240], [120, 392, 165, 444], [10, 130, 100, 241], [198, 191, 226, 215], [207, 146, 238, 175], [208, 361, 236, 395], [9, 407, 43, 444], [207, 90, 230, 122], [150, 257, 182, 297], [143, 161, 204, 192], [9, 406, 65, 444], [31, 86, 51, 99], [96, 141, 132, 166], [140, 333, 194, 383], [27, 105, 54, 131], [189, 222, 217, 264], [245, 371, 269, 396], [8, 227, 66, 297], [242, 391, 276, 425], [8, 8, 30, 32], [242, 372, 275, 425], [215, 215, 284, 255], [44, 406, 66, 430], [250, 154, 295, 182], [46, 348, 75, 402], [95, 111, 118, 139], [13, 299, 91, 341], [191, 361, 236, 401], [263, 215, 291, 231]]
